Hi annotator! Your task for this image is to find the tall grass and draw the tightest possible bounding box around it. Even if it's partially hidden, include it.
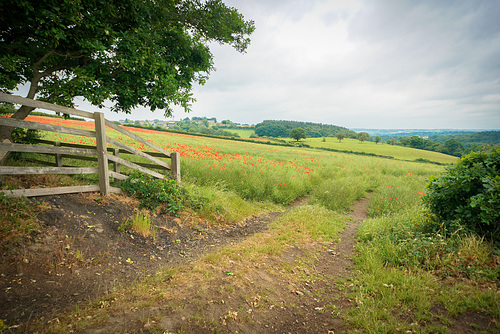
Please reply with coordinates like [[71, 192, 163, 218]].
[[32, 118, 445, 211], [18, 117, 499, 333], [350, 172, 500, 332]]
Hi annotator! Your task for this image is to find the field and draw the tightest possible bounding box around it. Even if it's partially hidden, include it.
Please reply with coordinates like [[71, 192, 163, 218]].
[[1, 116, 498, 333], [204, 127, 458, 164], [297, 137, 458, 163], [227, 128, 255, 138]]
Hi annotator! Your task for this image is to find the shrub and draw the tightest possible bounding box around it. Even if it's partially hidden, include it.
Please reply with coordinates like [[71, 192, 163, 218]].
[[118, 171, 187, 213], [12, 128, 41, 145], [118, 171, 215, 216], [8, 128, 42, 160], [423, 148, 500, 240]]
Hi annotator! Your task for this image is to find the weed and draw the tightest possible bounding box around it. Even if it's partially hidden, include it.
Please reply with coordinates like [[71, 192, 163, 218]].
[[75, 250, 85, 261], [91, 252, 109, 264], [0, 194, 47, 244], [120, 211, 157, 238]]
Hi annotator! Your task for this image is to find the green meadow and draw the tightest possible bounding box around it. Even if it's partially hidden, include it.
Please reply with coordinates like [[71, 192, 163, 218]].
[[300, 137, 458, 164], [205, 126, 458, 163], [7, 117, 498, 332], [227, 128, 255, 138]]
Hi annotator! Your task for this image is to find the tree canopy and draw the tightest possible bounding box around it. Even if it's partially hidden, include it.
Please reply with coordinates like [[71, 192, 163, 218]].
[[289, 127, 306, 142], [358, 132, 370, 142], [335, 132, 346, 143], [0, 0, 255, 119], [254, 120, 355, 138]]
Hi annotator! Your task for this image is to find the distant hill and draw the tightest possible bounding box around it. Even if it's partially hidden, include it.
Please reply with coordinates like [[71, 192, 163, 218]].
[[255, 120, 356, 138], [429, 131, 500, 150], [352, 129, 499, 156], [352, 128, 489, 141]]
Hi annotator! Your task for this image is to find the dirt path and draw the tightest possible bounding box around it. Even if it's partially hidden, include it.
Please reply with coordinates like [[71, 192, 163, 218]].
[[267, 194, 371, 333], [0, 194, 308, 328], [0, 193, 371, 332], [328, 195, 372, 279], [77, 195, 372, 334]]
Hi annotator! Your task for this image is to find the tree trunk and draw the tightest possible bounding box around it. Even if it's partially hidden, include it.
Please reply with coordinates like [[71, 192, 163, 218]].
[[0, 50, 54, 165]]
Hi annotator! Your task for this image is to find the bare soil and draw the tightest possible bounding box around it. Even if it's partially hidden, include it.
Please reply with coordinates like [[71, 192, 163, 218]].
[[0, 193, 496, 333], [0, 192, 287, 329]]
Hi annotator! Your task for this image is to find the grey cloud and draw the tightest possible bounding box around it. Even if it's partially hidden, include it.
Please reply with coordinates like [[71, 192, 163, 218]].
[[106, 0, 500, 129]]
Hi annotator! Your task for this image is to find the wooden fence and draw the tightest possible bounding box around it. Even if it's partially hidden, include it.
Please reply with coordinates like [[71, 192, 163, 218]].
[[0, 93, 180, 197]]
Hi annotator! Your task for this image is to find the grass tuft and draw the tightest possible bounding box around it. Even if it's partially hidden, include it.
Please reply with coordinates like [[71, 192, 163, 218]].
[[119, 211, 157, 238]]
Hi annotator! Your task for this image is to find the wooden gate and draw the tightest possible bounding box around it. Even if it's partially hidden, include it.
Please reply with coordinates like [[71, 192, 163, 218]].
[[0, 93, 180, 197]]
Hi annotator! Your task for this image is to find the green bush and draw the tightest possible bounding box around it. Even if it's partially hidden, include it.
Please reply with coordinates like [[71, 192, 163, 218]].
[[118, 171, 188, 213], [423, 148, 500, 240], [12, 128, 41, 144], [118, 171, 215, 216]]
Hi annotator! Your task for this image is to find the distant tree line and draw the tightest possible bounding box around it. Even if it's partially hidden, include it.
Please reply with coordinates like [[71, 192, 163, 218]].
[[392, 132, 500, 157], [254, 120, 356, 138], [428, 131, 500, 150], [168, 118, 240, 137]]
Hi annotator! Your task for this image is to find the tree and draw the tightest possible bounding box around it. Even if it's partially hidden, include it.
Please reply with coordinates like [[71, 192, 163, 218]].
[[375, 136, 381, 144], [335, 132, 346, 143], [443, 139, 465, 156], [0, 0, 255, 154], [289, 128, 307, 142], [358, 132, 370, 143], [254, 120, 354, 138], [255, 124, 288, 137]]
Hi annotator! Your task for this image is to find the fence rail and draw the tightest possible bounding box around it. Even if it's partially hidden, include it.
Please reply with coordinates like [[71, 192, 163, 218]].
[[0, 93, 180, 197]]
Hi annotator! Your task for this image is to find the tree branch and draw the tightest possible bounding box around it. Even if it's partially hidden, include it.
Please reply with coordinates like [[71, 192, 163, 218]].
[[39, 65, 70, 78], [32, 49, 56, 74], [53, 51, 86, 59]]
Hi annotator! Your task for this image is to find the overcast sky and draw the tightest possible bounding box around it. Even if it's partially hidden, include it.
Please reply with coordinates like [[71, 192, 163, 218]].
[[64, 0, 500, 129]]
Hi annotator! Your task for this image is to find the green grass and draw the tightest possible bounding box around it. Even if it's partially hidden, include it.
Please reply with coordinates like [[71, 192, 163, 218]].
[[227, 128, 255, 138], [350, 172, 500, 332], [203, 203, 348, 264], [301, 137, 458, 164], [119, 211, 157, 238], [8, 116, 498, 333], [28, 120, 448, 224]]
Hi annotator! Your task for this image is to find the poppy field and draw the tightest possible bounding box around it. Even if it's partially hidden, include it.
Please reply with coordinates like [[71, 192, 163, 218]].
[[30, 115, 443, 215], [17, 115, 498, 332]]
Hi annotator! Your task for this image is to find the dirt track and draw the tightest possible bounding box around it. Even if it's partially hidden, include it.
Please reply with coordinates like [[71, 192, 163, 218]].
[[0, 193, 369, 332]]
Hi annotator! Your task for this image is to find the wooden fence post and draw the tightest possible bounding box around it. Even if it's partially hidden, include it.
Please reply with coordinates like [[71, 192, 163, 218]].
[[170, 151, 181, 184], [94, 112, 110, 195], [55, 141, 63, 167], [113, 148, 120, 173], [113, 148, 120, 185]]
